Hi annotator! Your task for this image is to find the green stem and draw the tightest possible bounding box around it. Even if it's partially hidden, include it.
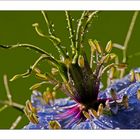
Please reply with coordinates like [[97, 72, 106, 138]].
[[0, 100, 24, 112], [65, 11, 75, 55], [0, 43, 50, 56], [73, 11, 86, 63], [123, 11, 139, 63], [3, 75, 12, 104], [41, 11, 67, 59], [120, 11, 139, 78]]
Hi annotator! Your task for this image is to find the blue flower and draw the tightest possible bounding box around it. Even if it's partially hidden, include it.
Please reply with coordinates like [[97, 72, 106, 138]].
[[24, 68, 140, 129]]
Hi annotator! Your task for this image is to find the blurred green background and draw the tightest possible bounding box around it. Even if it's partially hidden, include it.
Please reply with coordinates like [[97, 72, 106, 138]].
[[0, 11, 140, 129]]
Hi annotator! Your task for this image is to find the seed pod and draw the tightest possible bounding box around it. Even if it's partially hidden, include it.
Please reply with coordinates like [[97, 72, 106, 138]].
[[93, 40, 102, 54], [130, 70, 135, 82], [137, 89, 140, 100], [78, 55, 85, 68], [49, 120, 61, 129], [97, 103, 103, 116], [82, 110, 91, 119], [105, 40, 112, 53]]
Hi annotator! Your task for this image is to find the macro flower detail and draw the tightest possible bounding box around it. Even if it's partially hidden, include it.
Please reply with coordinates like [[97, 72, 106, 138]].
[[0, 11, 140, 129], [23, 68, 140, 129]]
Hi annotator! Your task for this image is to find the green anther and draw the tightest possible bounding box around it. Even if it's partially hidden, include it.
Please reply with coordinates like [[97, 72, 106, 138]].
[[105, 40, 112, 53]]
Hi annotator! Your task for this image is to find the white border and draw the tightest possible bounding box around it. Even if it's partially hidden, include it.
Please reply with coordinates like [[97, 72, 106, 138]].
[[0, 1, 140, 140], [0, 130, 139, 139], [0, 1, 139, 10]]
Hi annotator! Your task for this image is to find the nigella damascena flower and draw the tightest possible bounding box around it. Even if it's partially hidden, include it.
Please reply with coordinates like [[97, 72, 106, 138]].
[[1, 11, 139, 129], [23, 67, 140, 129]]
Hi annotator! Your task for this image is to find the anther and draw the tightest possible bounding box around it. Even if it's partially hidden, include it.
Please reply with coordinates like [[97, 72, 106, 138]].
[[82, 110, 91, 119], [29, 113, 39, 124], [43, 88, 54, 104], [93, 40, 102, 54], [51, 68, 58, 75], [105, 40, 112, 53], [78, 55, 85, 68], [137, 89, 140, 100], [122, 95, 129, 109], [110, 89, 117, 101], [130, 70, 135, 82], [49, 120, 61, 129], [88, 39, 96, 51], [35, 73, 48, 80], [97, 103, 103, 116], [135, 72, 140, 81], [110, 53, 117, 60], [25, 100, 37, 114], [89, 108, 98, 118]]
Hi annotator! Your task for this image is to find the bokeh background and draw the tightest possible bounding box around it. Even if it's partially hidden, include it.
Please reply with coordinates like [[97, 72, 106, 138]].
[[0, 11, 140, 129]]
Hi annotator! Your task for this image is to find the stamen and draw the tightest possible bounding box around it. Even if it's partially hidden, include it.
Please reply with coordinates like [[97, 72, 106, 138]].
[[43, 88, 54, 104], [30, 81, 47, 90], [49, 120, 61, 129], [25, 100, 37, 114], [64, 58, 71, 68], [109, 67, 115, 79], [93, 40, 102, 54], [29, 113, 39, 124], [116, 63, 127, 70], [110, 53, 117, 60], [88, 39, 96, 51], [89, 108, 98, 118], [103, 54, 110, 63], [135, 72, 140, 81], [53, 83, 61, 91], [122, 95, 129, 109], [82, 110, 91, 119], [130, 70, 135, 82], [137, 89, 140, 100], [97, 103, 103, 116], [35, 73, 48, 80], [51, 68, 58, 75], [110, 89, 117, 101], [33, 67, 41, 74], [78, 55, 85, 68], [105, 40, 112, 53]]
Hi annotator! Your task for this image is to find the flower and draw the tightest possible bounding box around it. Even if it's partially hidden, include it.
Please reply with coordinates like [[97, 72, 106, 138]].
[[23, 68, 140, 129], [1, 11, 139, 129]]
